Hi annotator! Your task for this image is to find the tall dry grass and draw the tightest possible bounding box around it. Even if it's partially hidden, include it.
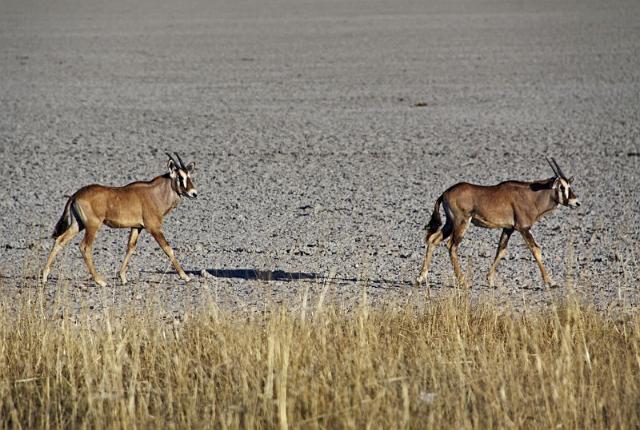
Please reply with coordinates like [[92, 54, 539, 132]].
[[1, 286, 639, 429]]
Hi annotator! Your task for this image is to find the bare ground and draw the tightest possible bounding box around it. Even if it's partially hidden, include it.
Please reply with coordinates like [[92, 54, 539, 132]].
[[1, 0, 639, 316]]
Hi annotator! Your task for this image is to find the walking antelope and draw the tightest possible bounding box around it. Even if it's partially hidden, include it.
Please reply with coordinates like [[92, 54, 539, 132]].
[[415, 158, 580, 287], [42, 153, 198, 287]]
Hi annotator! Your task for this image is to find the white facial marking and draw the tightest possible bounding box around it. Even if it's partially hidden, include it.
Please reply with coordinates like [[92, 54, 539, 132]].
[[555, 181, 563, 204], [555, 178, 569, 204]]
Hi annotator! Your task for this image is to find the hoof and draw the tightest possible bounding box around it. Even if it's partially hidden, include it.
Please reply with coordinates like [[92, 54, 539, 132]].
[[94, 277, 107, 287], [180, 274, 191, 283]]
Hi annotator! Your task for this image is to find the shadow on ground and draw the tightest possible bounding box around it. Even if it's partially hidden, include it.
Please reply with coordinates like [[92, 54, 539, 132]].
[[185, 268, 413, 288], [199, 268, 318, 282]]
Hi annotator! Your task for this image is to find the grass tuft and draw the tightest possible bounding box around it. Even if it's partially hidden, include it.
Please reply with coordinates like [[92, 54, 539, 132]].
[[1, 288, 639, 428]]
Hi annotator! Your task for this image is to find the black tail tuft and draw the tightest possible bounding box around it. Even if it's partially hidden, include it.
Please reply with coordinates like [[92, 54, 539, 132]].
[[51, 198, 73, 239], [426, 194, 444, 235]]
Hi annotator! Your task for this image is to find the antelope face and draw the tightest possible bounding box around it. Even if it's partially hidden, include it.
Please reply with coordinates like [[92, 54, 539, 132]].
[[178, 167, 198, 199], [547, 157, 579, 209], [168, 153, 198, 199], [554, 177, 580, 209]]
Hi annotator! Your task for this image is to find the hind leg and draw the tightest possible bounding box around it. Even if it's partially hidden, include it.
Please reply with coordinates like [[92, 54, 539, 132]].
[[447, 219, 471, 287], [79, 223, 106, 287], [415, 222, 452, 284], [42, 223, 80, 284]]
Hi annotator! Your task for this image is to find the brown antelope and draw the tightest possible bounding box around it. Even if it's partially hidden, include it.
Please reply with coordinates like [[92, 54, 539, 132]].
[[41, 153, 198, 287], [415, 158, 580, 287]]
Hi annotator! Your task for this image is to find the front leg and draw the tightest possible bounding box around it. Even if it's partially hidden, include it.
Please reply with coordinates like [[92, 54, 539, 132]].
[[119, 227, 142, 285], [486, 228, 513, 287], [149, 228, 190, 282], [520, 229, 553, 286]]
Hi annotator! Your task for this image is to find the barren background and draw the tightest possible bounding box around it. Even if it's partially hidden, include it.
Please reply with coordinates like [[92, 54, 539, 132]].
[[1, 0, 639, 315]]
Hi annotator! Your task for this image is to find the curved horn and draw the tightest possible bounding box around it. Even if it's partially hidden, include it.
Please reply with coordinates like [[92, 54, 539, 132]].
[[166, 152, 180, 169], [546, 157, 560, 177], [174, 152, 187, 169], [551, 157, 568, 180]]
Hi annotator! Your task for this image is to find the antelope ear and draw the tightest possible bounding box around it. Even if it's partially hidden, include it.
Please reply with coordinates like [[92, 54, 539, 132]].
[[167, 159, 178, 178], [186, 161, 196, 173], [568, 176, 574, 184]]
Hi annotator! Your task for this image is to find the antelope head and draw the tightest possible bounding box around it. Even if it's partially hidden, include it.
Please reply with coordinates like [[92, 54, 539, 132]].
[[547, 157, 579, 208], [167, 152, 198, 199]]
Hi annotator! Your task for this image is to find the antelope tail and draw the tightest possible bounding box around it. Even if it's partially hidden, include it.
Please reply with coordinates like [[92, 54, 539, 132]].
[[52, 198, 73, 239], [52, 197, 84, 239], [426, 194, 444, 235]]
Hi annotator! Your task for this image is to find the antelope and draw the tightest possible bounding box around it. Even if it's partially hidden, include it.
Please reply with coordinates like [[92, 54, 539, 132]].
[[41, 153, 198, 287], [415, 158, 580, 287]]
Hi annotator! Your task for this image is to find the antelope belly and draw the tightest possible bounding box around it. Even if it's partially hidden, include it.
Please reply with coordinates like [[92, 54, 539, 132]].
[[471, 216, 511, 229], [103, 219, 143, 228]]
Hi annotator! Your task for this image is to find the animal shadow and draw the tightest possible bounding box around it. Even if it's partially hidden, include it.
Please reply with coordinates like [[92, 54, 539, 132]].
[[196, 268, 319, 282], [194, 268, 413, 288]]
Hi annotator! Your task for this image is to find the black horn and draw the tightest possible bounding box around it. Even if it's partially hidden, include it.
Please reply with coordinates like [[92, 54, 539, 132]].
[[546, 157, 560, 177], [166, 152, 180, 168], [551, 157, 568, 180], [174, 152, 187, 169]]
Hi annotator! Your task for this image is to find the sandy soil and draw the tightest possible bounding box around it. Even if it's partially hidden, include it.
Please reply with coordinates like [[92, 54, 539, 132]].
[[1, 0, 639, 316]]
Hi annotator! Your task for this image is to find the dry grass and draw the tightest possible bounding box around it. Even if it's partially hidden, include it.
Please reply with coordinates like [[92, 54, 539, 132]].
[[1, 286, 639, 429]]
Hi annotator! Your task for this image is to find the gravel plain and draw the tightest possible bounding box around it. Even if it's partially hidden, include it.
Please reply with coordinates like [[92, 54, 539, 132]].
[[1, 0, 639, 317]]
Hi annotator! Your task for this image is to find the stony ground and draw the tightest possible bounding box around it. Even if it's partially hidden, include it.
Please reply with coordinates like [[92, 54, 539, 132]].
[[1, 0, 639, 317]]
